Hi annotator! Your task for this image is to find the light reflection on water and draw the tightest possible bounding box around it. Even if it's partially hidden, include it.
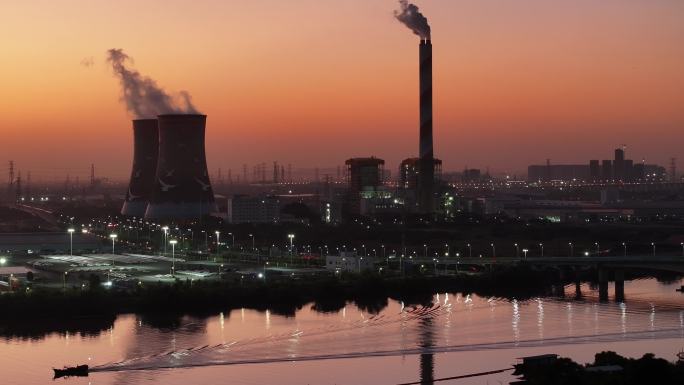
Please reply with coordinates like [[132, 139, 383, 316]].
[[1, 278, 683, 385]]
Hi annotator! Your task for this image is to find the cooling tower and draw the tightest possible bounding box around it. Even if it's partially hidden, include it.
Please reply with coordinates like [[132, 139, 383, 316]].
[[121, 119, 159, 217], [144, 114, 218, 219], [418, 39, 434, 213]]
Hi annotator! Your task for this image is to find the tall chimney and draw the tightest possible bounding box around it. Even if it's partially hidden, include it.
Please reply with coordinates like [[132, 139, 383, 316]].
[[145, 114, 218, 219], [418, 39, 434, 213], [121, 119, 158, 217]]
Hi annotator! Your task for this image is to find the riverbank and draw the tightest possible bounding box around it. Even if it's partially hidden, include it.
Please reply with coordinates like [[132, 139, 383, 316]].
[[0, 266, 557, 321]]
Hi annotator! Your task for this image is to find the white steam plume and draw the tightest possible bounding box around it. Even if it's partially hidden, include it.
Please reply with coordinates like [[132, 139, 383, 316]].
[[394, 0, 431, 40], [107, 48, 199, 118]]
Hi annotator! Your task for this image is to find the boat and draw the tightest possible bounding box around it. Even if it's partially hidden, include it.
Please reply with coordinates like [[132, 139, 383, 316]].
[[52, 365, 89, 378]]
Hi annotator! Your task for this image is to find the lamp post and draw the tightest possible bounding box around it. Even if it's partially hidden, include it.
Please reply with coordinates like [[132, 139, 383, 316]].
[[423, 244, 428, 258], [651, 242, 656, 257], [522, 249, 529, 259], [594, 242, 600, 256], [228, 232, 234, 249], [67, 228, 75, 256], [491, 243, 496, 258], [681, 242, 684, 257], [162, 226, 169, 256], [539, 243, 544, 258], [169, 239, 177, 276], [215, 231, 220, 254], [249, 233, 255, 251], [382, 244, 387, 266], [568, 242, 574, 257], [514, 243, 519, 259], [63, 271, 68, 290], [467, 243, 472, 258], [622, 242, 627, 257], [110, 233, 117, 257], [358, 256, 363, 273], [288, 234, 295, 265]]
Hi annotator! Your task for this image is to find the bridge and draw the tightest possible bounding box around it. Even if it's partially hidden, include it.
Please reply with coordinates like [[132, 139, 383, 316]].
[[439, 255, 684, 273], [403, 255, 684, 302]]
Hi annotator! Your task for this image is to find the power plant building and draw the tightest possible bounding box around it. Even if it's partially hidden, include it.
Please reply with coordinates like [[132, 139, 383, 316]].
[[144, 114, 218, 220], [121, 119, 158, 217], [417, 39, 435, 214]]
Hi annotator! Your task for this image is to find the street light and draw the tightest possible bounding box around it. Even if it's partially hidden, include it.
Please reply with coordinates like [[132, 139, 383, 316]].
[[228, 232, 234, 249], [594, 242, 600, 256], [651, 242, 656, 257], [215, 231, 220, 253], [491, 243, 496, 258], [681, 242, 684, 257], [522, 249, 529, 259], [568, 242, 573, 257], [423, 244, 428, 258], [67, 228, 75, 256], [249, 233, 255, 251], [467, 243, 472, 258], [622, 242, 627, 257], [110, 233, 117, 255], [539, 243, 544, 258], [514, 243, 519, 258], [162, 226, 169, 255], [288, 234, 295, 252], [169, 239, 177, 276], [288, 234, 295, 265]]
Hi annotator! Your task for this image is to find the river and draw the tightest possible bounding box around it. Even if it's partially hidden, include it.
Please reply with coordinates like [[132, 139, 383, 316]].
[[2, 278, 683, 384]]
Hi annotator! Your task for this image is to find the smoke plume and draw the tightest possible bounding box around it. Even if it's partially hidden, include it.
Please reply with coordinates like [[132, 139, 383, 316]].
[[106, 48, 199, 118], [394, 0, 431, 40]]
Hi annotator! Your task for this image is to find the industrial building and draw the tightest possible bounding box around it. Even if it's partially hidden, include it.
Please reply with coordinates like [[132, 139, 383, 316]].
[[345, 157, 385, 216], [226, 195, 280, 224], [528, 147, 667, 182], [325, 252, 376, 273]]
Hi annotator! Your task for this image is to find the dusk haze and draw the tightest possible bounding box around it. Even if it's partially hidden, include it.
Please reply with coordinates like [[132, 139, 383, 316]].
[[1, 1, 684, 385]]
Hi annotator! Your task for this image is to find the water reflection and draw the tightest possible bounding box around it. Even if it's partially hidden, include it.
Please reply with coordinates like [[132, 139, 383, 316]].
[[0, 315, 115, 341], [419, 315, 434, 385], [1, 279, 684, 385]]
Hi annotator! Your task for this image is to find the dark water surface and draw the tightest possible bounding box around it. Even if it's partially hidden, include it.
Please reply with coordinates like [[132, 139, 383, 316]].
[[2, 278, 683, 385]]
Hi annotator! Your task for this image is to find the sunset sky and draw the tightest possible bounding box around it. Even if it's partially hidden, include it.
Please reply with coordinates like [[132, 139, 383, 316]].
[[1, 0, 683, 181]]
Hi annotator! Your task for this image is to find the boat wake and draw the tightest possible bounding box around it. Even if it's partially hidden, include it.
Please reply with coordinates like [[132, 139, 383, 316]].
[[90, 297, 684, 373]]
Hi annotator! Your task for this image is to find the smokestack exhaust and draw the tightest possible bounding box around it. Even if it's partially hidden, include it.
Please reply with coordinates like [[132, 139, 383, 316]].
[[121, 119, 159, 217], [418, 38, 434, 213], [145, 114, 218, 220]]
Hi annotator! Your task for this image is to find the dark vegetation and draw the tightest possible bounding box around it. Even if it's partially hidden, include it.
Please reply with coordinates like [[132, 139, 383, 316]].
[[0, 266, 557, 337], [518, 351, 684, 385]]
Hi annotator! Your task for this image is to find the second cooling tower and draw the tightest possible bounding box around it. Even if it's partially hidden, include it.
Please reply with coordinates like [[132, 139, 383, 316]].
[[121, 119, 159, 217], [144, 114, 218, 220]]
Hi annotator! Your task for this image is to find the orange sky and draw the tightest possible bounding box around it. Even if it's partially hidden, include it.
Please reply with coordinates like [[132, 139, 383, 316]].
[[1, 0, 683, 181]]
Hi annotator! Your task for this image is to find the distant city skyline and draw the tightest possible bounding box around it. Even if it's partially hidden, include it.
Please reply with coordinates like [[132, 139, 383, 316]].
[[2, 0, 683, 180]]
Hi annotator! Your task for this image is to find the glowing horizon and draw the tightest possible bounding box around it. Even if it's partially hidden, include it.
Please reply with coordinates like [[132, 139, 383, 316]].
[[1, 0, 683, 181]]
